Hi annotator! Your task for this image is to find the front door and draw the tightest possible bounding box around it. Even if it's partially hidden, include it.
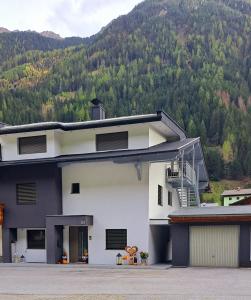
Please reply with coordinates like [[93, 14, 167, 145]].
[[69, 227, 88, 263]]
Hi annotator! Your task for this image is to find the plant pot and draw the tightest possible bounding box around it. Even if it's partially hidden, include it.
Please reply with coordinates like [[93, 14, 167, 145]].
[[141, 258, 148, 265]]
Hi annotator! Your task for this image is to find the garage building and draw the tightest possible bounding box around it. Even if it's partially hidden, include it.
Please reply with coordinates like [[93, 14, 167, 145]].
[[170, 206, 251, 268]]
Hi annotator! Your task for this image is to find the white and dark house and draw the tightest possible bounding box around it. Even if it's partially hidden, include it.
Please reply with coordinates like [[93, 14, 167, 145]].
[[0, 100, 208, 265]]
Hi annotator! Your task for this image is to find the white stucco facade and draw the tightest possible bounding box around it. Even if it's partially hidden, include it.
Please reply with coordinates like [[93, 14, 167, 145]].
[[12, 228, 47, 263], [62, 161, 150, 264], [61, 159, 176, 265], [0, 124, 167, 161]]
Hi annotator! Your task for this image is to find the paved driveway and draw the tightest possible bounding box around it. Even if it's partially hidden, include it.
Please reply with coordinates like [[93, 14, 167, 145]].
[[0, 264, 251, 300]]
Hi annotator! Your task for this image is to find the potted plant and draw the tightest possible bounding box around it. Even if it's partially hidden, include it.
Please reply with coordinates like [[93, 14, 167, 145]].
[[140, 251, 149, 265]]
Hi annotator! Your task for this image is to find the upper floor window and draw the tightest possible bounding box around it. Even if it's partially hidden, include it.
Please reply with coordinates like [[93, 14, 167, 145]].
[[71, 183, 80, 194], [158, 185, 163, 206], [168, 191, 172, 206], [17, 183, 36, 205], [96, 132, 128, 151], [18, 135, 47, 155]]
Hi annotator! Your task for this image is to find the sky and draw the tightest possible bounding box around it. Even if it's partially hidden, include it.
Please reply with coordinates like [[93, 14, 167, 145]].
[[0, 0, 143, 38]]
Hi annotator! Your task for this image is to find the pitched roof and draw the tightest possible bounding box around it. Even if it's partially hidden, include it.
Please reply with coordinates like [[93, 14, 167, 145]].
[[221, 188, 251, 197], [169, 206, 251, 217], [0, 111, 186, 139]]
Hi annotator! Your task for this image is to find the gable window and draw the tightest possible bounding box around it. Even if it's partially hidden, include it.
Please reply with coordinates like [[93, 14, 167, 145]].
[[158, 185, 163, 206], [106, 229, 127, 250], [168, 191, 172, 206], [96, 132, 128, 151], [27, 230, 45, 249], [71, 183, 80, 194], [18, 135, 47, 155], [17, 183, 36, 205]]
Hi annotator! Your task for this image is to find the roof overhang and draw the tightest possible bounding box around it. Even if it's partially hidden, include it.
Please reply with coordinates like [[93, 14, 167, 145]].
[[0, 111, 186, 139], [169, 206, 251, 224], [170, 215, 251, 223]]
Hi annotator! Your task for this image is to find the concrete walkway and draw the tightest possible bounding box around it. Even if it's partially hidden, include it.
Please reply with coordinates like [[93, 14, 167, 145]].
[[0, 264, 251, 299]]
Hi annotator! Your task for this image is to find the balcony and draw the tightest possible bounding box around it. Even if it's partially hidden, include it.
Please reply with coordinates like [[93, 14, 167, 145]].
[[166, 161, 196, 188]]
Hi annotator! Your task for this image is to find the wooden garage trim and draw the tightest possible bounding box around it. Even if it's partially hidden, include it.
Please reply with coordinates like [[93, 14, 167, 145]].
[[170, 215, 251, 224], [0, 204, 4, 225]]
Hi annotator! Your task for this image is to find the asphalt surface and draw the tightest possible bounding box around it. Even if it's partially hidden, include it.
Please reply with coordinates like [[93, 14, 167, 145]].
[[0, 264, 251, 299]]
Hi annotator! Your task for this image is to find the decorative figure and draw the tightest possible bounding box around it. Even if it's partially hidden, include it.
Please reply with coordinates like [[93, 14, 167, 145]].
[[125, 246, 138, 265]]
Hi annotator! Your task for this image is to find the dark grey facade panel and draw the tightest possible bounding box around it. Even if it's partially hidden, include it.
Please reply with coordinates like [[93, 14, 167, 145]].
[[239, 224, 251, 267], [0, 164, 62, 228], [171, 224, 189, 267], [46, 215, 93, 264]]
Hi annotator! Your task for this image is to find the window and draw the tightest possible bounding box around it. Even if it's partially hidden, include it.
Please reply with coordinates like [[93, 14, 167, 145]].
[[17, 183, 36, 205], [237, 197, 240, 200], [71, 183, 80, 194], [18, 135, 46, 155], [158, 185, 163, 206], [96, 132, 128, 151], [27, 230, 45, 249], [0, 144, 2, 161], [168, 191, 172, 206], [229, 197, 232, 200], [106, 229, 127, 250]]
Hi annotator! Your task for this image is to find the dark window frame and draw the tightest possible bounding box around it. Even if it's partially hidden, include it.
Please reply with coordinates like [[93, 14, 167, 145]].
[[106, 229, 127, 250], [96, 131, 128, 152], [27, 229, 45, 250], [168, 191, 172, 206], [18, 135, 47, 155], [158, 185, 163, 206], [16, 182, 37, 205], [71, 183, 80, 194]]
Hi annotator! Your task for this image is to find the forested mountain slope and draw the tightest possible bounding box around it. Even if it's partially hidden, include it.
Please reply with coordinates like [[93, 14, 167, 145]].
[[1, 0, 251, 179]]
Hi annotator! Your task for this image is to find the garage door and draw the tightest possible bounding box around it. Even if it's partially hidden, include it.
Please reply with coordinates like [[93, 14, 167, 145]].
[[190, 225, 239, 267]]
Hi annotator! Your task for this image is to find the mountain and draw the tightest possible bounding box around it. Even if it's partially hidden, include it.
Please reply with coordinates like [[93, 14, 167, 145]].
[[1, 0, 251, 180], [0, 30, 85, 64], [40, 31, 62, 40], [0, 27, 9, 33]]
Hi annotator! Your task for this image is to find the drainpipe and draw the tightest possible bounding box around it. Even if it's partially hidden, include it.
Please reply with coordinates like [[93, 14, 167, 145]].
[[192, 144, 195, 185], [181, 150, 184, 207]]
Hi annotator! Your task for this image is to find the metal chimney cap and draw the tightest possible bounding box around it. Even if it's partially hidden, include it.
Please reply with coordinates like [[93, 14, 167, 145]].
[[91, 98, 103, 106]]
